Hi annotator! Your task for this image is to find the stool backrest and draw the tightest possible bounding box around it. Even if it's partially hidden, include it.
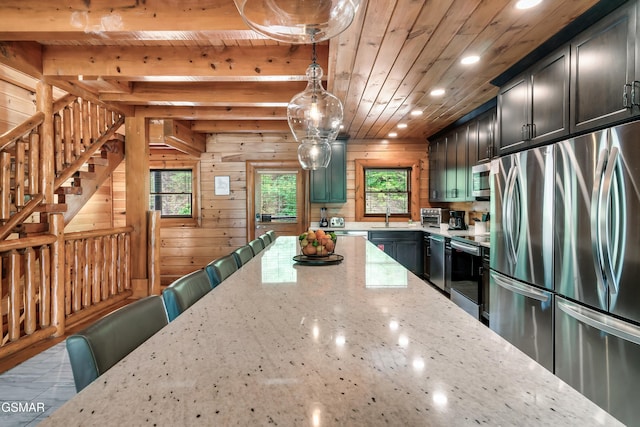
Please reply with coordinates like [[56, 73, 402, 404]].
[[205, 254, 239, 287], [162, 269, 213, 321], [248, 238, 264, 256], [66, 295, 168, 392], [232, 245, 254, 268]]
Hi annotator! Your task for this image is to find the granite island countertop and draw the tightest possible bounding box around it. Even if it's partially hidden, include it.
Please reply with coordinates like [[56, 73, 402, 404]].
[[41, 236, 616, 426]]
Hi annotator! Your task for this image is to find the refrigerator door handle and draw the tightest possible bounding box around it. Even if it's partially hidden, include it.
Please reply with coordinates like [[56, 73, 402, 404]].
[[492, 272, 550, 302], [590, 148, 608, 296], [557, 298, 640, 346], [600, 146, 621, 295], [504, 163, 519, 265]]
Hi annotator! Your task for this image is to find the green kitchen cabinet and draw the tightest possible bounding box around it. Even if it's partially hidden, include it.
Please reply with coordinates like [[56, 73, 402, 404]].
[[310, 140, 347, 203], [368, 231, 423, 276]]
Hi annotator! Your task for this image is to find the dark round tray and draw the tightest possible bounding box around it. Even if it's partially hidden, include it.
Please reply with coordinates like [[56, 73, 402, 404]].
[[293, 254, 344, 266]]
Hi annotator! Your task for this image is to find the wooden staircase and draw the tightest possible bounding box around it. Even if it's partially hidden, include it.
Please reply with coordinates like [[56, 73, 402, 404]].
[[0, 98, 125, 240]]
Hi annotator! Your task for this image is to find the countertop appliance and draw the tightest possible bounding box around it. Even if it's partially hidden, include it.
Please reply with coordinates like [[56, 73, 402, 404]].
[[471, 162, 491, 199], [420, 207, 449, 228], [329, 217, 344, 228], [490, 145, 554, 372], [320, 207, 329, 228], [552, 121, 640, 425], [448, 210, 467, 230]]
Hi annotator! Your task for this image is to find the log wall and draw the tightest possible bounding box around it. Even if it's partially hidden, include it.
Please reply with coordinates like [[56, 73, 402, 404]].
[[144, 133, 432, 285]]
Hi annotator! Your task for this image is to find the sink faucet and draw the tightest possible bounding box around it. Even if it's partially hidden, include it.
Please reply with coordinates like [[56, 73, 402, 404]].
[[385, 207, 390, 227]]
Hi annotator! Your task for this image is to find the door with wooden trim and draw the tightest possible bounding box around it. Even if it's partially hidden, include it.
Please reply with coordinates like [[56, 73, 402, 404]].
[[246, 160, 309, 241]]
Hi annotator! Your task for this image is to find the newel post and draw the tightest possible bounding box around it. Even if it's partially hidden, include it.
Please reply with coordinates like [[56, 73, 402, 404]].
[[36, 81, 54, 203], [148, 210, 161, 295], [50, 213, 65, 337]]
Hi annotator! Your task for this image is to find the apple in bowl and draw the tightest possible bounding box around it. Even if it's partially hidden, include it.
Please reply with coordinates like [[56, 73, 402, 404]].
[[298, 229, 337, 257]]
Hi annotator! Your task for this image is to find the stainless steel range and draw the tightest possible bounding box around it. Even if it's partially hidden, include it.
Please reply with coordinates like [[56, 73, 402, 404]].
[[448, 235, 485, 321]]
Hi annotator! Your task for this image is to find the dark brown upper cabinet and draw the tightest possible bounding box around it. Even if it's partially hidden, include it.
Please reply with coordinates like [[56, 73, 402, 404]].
[[571, 1, 639, 133]]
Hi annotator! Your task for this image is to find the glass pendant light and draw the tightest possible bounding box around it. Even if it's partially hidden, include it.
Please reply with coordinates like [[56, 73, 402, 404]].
[[287, 45, 344, 143], [297, 137, 332, 170], [232, 0, 361, 44]]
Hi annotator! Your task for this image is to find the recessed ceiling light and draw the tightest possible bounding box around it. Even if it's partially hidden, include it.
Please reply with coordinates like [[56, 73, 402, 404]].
[[430, 88, 445, 96], [515, 0, 542, 9], [339, 124, 345, 129], [388, 132, 398, 137], [410, 110, 423, 116], [461, 55, 480, 65], [397, 123, 408, 129]]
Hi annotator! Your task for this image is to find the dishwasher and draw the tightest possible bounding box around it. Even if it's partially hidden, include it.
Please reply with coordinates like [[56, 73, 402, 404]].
[[428, 234, 446, 293]]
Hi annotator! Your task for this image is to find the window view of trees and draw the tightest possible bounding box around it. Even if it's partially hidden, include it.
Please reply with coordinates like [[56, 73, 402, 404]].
[[150, 169, 193, 217], [364, 168, 410, 215], [259, 172, 297, 221]]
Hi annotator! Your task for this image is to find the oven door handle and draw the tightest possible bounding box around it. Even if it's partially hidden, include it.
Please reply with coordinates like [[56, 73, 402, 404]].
[[450, 239, 480, 256]]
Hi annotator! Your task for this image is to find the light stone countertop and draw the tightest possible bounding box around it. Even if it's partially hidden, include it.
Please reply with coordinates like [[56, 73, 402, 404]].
[[313, 221, 491, 248], [41, 236, 618, 426]]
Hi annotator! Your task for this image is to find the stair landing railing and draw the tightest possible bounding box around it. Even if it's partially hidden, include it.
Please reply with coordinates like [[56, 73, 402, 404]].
[[0, 88, 133, 359]]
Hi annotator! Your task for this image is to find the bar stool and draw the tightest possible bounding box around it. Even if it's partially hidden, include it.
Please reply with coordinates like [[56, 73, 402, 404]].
[[232, 245, 254, 268], [205, 254, 239, 287], [66, 295, 168, 392], [162, 269, 213, 321], [248, 238, 264, 256]]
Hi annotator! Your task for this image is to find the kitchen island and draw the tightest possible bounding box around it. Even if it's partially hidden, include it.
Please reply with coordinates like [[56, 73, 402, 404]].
[[41, 236, 620, 426]]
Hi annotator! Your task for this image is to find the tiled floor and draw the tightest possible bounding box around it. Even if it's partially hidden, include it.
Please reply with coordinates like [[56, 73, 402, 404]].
[[0, 341, 75, 426]]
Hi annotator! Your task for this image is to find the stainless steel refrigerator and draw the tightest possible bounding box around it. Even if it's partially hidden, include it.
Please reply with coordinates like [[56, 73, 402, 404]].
[[554, 121, 640, 426], [489, 145, 555, 371]]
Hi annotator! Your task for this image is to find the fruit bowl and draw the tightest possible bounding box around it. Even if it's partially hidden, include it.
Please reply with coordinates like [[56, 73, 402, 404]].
[[298, 229, 337, 257]]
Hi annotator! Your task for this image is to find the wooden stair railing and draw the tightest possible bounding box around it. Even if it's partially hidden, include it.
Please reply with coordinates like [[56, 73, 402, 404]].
[[0, 97, 124, 240]]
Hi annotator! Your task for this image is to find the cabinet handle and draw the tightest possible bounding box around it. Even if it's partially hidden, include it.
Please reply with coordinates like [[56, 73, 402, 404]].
[[530, 123, 536, 139], [521, 124, 526, 141], [623, 83, 632, 108], [633, 81, 640, 107]]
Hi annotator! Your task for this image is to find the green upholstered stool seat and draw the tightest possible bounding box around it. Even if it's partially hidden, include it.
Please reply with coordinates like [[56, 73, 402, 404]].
[[248, 238, 264, 256], [162, 269, 213, 321], [232, 245, 254, 268], [205, 254, 239, 287], [66, 295, 168, 392]]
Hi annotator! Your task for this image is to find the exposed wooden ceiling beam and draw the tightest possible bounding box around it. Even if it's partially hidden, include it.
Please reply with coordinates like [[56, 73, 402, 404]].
[[99, 82, 305, 106], [136, 106, 287, 120], [149, 119, 206, 157], [191, 120, 290, 133], [0, 1, 248, 34], [42, 45, 328, 81], [0, 41, 43, 78]]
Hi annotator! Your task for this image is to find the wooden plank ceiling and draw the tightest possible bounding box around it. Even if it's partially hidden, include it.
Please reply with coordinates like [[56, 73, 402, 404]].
[[0, 0, 601, 144]]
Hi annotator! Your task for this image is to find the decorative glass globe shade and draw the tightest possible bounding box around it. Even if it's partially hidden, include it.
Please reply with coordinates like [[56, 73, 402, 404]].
[[287, 63, 344, 142], [297, 138, 332, 170], [232, 0, 361, 44]]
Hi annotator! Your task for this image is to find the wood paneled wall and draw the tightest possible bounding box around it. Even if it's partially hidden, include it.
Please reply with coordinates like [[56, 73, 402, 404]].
[[73, 133, 434, 285], [310, 139, 429, 223], [0, 79, 35, 134]]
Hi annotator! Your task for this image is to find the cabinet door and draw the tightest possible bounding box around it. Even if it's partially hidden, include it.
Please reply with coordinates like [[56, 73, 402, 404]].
[[476, 108, 495, 163], [571, 3, 637, 133], [453, 126, 468, 201], [310, 140, 346, 203], [497, 76, 529, 155], [445, 131, 457, 200], [530, 46, 570, 144], [428, 138, 446, 201], [327, 140, 346, 202], [395, 240, 422, 275]]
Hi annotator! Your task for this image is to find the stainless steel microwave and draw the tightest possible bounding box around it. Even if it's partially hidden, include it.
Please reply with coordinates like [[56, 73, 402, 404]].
[[471, 162, 491, 199]]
